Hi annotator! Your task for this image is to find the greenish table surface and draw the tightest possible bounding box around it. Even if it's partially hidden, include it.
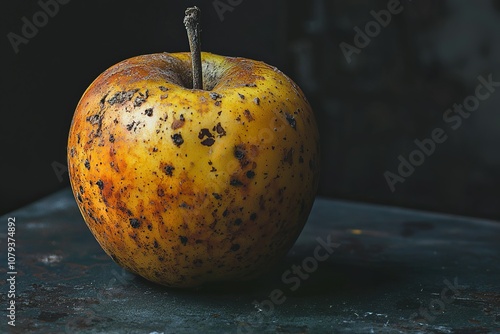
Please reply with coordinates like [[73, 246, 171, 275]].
[[1, 188, 500, 333]]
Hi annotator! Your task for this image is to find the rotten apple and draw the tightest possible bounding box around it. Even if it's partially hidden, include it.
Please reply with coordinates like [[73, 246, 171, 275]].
[[67, 7, 320, 287]]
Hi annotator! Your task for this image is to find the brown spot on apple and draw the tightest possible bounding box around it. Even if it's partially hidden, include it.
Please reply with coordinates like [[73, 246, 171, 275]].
[[201, 138, 215, 146], [108, 89, 138, 105], [285, 112, 296, 129], [129, 218, 141, 228], [171, 114, 185, 129], [213, 122, 226, 137], [243, 109, 254, 122], [209, 92, 221, 100], [161, 163, 175, 176], [180, 236, 188, 245], [283, 148, 294, 166], [171, 133, 184, 147], [230, 178, 244, 187], [134, 90, 149, 107]]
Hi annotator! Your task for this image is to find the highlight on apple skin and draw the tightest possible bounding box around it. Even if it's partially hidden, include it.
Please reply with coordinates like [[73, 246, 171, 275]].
[[67, 51, 320, 287]]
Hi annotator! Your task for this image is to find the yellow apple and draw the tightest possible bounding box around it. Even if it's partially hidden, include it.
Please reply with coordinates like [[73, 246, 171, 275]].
[[68, 9, 319, 287]]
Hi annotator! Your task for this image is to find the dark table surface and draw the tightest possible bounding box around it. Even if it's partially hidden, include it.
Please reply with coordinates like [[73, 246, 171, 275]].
[[1, 188, 499, 334]]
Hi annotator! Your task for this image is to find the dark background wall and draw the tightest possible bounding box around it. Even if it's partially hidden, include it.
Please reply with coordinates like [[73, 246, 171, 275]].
[[2, 0, 500, 220]]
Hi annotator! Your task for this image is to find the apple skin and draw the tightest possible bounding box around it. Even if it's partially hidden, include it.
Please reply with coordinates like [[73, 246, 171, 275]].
[[68, 52, 320, 287]]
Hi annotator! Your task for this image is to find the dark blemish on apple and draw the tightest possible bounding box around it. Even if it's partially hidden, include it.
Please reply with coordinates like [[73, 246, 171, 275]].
[[109, 134, 115, 143], [144, 108, 153, 117], [212, 193, 222, 200], [201, 138, 215, 146], [99, 94, 108, 110], [250, 213, 257, 221], [238, 93, 245, 99], [198, 128, 214, 139], [222, 209, 228, 217], [79, 185, 84, 194], [96, 179, 104, 190], [84, 159, 90, 170], [153, 240, 159, 248], [283, 148, 294, 165], [162, 164, 175, 176], [147, 224, 153, 231], [243, 109, 254, 121], [210, 166, 217, 172], [230, 178, 243, 187], [107, 89, 139, 105], [234, 144, 245, 160], [171, 133, 184, 147], [253, 97, 260, 105], [234, 218, 242, 226], [159, 86, 168, 92], [259, 195, 265, 210], [86, 114, 101, 125], [70, 147, 75, 157], [126, 121, 136, 131], [134, 90, 149, 107], [215, 101, 221, 107], [209, 92, 221, 100], [245, 83, 257, 87], [180, 236, 188, 246], [157, 188, 165, 197], [230, 244, 240, 251], [179, 202, 191, 209], [129, 218, 141, 228], [246, 170, 255, 179], [77, 193, 83, 202], [285, 112, 296, 129], [213, 122, 226, 136], [198, 128, 215, 146], [299, 156, 304, 163]]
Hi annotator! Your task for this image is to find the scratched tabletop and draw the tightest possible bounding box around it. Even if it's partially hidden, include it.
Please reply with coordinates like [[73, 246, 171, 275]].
[[1, 188, 500, 333]]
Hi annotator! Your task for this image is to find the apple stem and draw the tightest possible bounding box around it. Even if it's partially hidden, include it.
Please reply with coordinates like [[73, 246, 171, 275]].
[[184, 6, 203, 90]]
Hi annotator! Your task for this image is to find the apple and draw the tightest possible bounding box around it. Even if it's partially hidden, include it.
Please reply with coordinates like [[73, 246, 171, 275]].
[[67, 7, 320, 287]]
